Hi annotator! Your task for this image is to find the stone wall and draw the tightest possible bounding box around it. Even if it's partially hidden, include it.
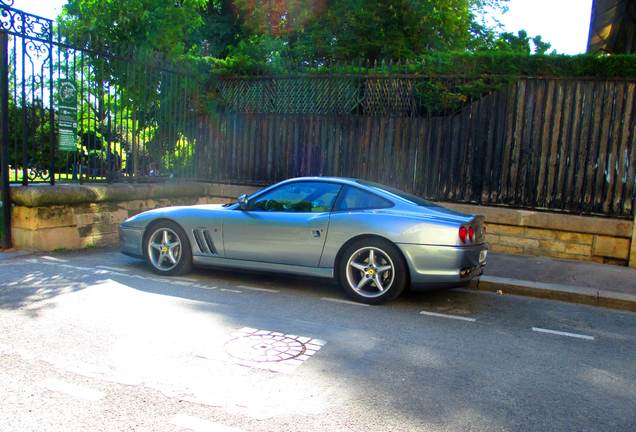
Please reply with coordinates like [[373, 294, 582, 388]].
[[8, 181, 636, 268], [445, 203, 634, 266], [10, 182, 258, 251]]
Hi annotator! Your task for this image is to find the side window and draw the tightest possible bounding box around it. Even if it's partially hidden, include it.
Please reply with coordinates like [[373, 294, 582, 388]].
[[249, 182, 341, 213], [335, 186, 393, 211]]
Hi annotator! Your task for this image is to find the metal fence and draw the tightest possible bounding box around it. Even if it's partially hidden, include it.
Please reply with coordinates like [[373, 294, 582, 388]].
[[0, 0, 197, 187], [0, 0, 199, 246]]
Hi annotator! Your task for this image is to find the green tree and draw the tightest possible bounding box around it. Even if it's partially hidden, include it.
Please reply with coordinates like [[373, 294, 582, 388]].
[[58, 0, 207, 58], [59, 0, 513, 67], [228, 0, 510, 64]]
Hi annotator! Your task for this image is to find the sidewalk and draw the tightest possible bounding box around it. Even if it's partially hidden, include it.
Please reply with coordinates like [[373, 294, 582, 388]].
[[0, 249, 32, 261], [476, 253, 636, 312]]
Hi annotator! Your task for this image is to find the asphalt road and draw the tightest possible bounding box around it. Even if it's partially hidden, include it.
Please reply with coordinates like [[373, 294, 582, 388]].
[[1, 249, 635, 432]]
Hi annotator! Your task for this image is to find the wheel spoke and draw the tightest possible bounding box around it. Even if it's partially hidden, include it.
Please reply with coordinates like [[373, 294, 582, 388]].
[[350, 261, 366, 271], [162, 230, 169, 244], [373, 275, 385, 291], [150, 242, 162, 251], [356, 277, 371, 290], [167, 241, 180, 249], [376, 265, 392, 273], [166, 251, 177, 264], [368, 249, 376, 266]]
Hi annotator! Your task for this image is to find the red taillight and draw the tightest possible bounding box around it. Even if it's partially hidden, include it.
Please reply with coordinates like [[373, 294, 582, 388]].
[[469, 226, 475, 241], [459, 226, 467, 243]]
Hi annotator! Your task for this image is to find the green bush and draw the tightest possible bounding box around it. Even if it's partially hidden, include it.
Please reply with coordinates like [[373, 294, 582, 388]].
[[204, 52, 636, 79]]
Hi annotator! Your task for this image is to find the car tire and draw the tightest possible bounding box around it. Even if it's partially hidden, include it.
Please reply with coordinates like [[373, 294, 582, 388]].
[[337, 237, 408, 305], [143, 220, 193, 276]]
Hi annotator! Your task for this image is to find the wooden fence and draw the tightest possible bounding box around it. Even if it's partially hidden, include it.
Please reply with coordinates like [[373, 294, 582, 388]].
[[195, 77, 636, 218]]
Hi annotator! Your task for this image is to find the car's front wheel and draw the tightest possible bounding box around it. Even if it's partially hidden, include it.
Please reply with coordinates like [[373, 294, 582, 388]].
[[338, 238, 408, 305], [143, 221, 193, 276]]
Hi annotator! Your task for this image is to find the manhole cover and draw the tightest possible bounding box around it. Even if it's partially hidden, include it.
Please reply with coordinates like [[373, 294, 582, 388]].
[[224, 328, 325, 372]]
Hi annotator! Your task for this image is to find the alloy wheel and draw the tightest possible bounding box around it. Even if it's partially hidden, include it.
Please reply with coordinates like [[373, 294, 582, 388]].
[[147, 227, 182, 272], [345, 246, 395, 299]]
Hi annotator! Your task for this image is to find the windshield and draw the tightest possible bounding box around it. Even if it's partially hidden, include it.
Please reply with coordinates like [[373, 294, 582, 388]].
[[356, 180, 440, 208]]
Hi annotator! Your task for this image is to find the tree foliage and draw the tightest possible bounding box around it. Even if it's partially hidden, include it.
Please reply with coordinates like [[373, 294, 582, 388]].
[[59, 0, 517, 66], [58, 0, 207, 57]]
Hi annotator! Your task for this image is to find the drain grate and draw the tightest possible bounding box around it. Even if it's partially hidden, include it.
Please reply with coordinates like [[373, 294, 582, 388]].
[[224, 327, 325, 372]]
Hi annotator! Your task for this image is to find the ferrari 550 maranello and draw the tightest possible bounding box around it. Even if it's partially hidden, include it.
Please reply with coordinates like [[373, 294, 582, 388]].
[[119, 177, 487, 304]]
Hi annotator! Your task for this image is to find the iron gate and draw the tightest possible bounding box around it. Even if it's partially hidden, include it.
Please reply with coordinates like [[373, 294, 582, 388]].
[[0, 0, 198, 247]]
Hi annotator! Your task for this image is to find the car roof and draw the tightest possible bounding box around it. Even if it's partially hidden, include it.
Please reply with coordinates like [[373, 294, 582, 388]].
[[278, 176, 361, 186], [275, 176, 412, 205]]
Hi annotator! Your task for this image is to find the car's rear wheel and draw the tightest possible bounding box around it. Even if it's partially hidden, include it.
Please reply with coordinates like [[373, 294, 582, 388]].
[[144, 221, 192, 276], [338, 238, 408, 304]]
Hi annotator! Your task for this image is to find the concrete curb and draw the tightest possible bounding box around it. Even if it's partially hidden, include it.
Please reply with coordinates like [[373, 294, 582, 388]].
[[474, 275, 636, 313]]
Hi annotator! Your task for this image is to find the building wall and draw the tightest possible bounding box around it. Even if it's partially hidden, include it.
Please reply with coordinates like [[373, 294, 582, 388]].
[[588, 0, 636, 53]]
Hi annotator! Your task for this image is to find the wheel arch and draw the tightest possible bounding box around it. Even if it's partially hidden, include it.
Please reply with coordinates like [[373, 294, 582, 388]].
[[142, 217, 191, 248], [333, 234, 410, 283]]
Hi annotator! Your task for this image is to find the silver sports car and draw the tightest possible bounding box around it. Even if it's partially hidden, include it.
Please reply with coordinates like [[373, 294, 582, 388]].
[[120, 177, 487, 304]]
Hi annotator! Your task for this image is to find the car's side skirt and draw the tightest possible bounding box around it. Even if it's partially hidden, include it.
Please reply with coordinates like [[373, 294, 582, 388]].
[[192, 255, 334, 279]]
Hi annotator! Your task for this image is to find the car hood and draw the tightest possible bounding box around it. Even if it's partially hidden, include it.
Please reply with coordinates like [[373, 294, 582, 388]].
[[121, 203, 229, 228]]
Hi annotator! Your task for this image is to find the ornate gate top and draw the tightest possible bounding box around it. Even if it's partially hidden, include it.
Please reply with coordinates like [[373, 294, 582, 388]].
[[0, 0, 53, 42]]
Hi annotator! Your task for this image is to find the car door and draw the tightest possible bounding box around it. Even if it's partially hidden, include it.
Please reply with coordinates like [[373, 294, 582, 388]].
[[222, 181, 342, 267]]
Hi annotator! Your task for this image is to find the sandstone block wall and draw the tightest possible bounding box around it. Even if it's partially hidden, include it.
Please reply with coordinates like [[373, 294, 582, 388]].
[[10, 182, 257, 251], [444, 203, 634, 266], [8, 182, 636, 267]]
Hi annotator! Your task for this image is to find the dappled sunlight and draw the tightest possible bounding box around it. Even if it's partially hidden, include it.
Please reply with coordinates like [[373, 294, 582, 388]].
[[0, 268, 89, 317], [581, 367, 636, 399]]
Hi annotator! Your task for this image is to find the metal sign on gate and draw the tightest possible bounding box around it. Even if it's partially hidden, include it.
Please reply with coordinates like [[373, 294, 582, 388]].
[[58, 79, 78, 152]]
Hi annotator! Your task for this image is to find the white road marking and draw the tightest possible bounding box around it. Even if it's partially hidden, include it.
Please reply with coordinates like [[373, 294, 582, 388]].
[[194, 285, 217, 290], [41, 256, 69, 263], [42, 378, 104, 401], [236, 285, 280, 293], [97, 265, 130, 272], [176, 276, 199, 282], [220, 288, 242, 293], [532, 327, 595, 340], [419, 310, 477, 322], [170, 414, 244, 432], [320, 297, 370, 307], [173, 280, 193, 286], [59, 264, 93, 271]]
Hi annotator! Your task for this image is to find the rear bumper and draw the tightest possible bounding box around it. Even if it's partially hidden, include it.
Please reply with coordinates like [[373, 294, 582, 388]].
[[397, 243, 487, 287], [119, 225, 144, 258]]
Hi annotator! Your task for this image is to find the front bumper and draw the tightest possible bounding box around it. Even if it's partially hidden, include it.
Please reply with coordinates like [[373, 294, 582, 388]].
[[119, 225, 144, 258], [397, 243, 487, 287]]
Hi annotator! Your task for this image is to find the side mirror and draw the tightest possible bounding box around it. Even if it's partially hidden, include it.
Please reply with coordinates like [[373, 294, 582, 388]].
[[237, 194, 249, 210]]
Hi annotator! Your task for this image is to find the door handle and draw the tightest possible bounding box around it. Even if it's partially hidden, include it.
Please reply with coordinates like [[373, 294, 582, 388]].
[[312, 229, 321, 238]]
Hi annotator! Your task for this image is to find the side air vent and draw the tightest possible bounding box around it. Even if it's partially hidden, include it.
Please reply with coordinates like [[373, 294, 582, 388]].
[[202, 230, 218, 254], [193, 229, 217, 255]]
